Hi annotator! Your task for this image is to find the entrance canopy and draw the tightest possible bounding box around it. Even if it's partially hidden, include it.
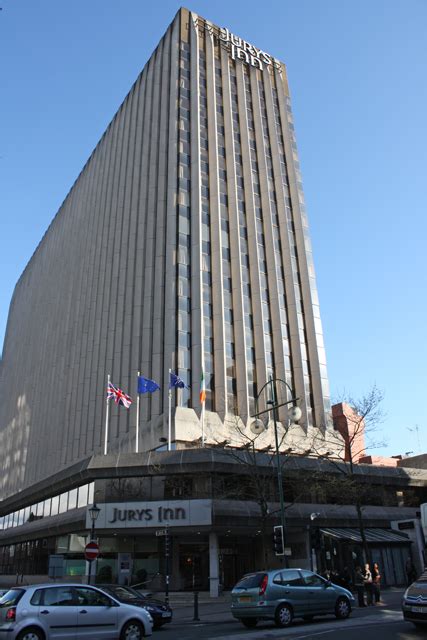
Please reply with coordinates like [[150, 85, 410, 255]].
[[320, 527, 410, 544]]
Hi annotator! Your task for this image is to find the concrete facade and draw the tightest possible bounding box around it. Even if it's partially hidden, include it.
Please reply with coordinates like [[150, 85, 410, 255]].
[[1, 9, 334, 500]]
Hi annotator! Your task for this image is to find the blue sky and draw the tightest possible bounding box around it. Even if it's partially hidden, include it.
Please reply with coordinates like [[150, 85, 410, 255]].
[[1, 0, 426, 456]]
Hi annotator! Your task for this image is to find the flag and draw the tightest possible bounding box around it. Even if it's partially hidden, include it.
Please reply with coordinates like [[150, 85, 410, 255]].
[[107, 382, 132, 409], [200, 370, 206, 404], [169, 372, 189, 389], [137, 375, 160, 394]]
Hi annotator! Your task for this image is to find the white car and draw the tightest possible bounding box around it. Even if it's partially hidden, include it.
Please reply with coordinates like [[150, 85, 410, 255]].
[[0, 583, 153, 639]]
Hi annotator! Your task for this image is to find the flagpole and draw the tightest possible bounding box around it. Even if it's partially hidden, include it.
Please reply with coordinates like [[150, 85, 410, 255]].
[[168, 368, 172, 452], [136, 371, 140, 453], [200, 370, 206, 447], [104, 374, 110, 455], [201, 401, 205, 447]]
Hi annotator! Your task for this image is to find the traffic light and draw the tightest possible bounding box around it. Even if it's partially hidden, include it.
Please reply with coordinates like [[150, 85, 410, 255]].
[[273, 525, 285, 556]]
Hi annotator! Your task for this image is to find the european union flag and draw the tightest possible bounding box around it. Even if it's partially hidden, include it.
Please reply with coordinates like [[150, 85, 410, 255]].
[[137, 375, 160, 394], [170, 372, 189, 389]]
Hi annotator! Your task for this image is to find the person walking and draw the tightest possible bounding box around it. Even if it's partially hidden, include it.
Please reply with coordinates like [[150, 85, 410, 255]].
[[354, 565, 366, 607], [372, 562, 381, 603], [363, 562, 374, 605]]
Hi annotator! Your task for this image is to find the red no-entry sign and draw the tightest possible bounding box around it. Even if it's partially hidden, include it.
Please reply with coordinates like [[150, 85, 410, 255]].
[[85, 541, 100, 561]]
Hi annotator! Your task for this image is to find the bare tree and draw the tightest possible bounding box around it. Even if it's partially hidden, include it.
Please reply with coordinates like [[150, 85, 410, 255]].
[[309, 385, 386, 563], [212, 415, 315, 568]]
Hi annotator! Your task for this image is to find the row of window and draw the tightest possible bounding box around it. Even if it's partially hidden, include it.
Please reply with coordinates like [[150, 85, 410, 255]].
[[176, 41, 192, 406], [215, 56, 237, 413], [199, 49, 214, 410], [0, 482, 94, 531]]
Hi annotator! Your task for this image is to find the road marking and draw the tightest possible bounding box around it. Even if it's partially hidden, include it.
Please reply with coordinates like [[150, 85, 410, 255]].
[[211, 611, 404, 639]]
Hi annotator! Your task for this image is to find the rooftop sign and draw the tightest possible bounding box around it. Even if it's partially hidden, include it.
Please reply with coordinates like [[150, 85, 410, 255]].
[[217, 27, 280, 71], [197, 17, 281, 72]]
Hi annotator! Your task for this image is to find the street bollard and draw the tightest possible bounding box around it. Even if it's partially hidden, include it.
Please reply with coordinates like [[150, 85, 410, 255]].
[[193, 591, 200, 621]]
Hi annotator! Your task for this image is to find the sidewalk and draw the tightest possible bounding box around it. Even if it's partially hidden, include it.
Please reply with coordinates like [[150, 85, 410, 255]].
[[153, 586, 404, 607], [159, 587, 405, 625]]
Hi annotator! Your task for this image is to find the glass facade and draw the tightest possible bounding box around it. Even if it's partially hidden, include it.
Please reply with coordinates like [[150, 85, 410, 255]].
[[0, 482, 94, 531]]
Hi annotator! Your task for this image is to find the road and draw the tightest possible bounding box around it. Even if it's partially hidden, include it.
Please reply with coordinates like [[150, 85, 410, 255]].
[[153, 589, 425, 639]]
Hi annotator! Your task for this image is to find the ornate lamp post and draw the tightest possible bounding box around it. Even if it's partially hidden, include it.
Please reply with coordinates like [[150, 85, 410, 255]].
[[88, 502, 100, 584], [251, 377, 301, 567], [88, 502, 101, 540]]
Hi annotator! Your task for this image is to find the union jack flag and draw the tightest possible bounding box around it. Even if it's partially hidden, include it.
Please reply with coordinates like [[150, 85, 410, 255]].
[[107, 382, 132, 409]]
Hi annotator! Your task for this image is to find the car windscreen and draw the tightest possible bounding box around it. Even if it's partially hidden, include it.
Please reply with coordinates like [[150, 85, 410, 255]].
[[234, 574, 266, 589], [0, 589, 25, 607], [103, 586, 141, 602]]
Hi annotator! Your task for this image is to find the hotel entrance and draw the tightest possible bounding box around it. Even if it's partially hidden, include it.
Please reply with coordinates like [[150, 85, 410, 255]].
[[219, 536, 257, 589], [178, 541, 209, 590]]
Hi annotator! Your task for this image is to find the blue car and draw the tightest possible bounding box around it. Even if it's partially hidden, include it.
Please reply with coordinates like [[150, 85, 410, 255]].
[[231, 568, 355, 628]]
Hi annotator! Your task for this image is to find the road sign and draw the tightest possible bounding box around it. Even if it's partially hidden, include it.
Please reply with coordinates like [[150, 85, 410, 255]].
[[85, 541, 100, 561], [156, 529, 167, 537]]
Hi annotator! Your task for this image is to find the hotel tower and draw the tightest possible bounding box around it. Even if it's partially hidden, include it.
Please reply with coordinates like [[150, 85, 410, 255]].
[[0, 9, 333, 499]]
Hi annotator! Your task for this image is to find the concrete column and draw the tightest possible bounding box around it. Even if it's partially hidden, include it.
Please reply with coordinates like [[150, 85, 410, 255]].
[[209, 532, 220, 597]]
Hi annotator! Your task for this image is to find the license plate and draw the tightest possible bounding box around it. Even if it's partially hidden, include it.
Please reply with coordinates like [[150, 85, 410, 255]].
[[411, 607, 424, 613], [239, 596, 252, 602], [162, 612, 172, 617]]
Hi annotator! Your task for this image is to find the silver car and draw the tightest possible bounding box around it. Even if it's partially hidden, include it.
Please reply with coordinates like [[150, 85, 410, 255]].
[[231, 569, 355, 628], [0, 583, 153, 639], [402, 573, 427, 628]]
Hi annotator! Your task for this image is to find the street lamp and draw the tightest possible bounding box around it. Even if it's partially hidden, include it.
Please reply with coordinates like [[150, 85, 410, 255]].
[[308, 512, 320, 571], [88, 502, 101, 540], [88, 502, 100, 585], [251, 377, 301, 567]]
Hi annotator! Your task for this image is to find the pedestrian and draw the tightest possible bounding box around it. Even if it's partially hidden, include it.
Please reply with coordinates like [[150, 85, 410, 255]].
[[372, 562, 381, 603], [342, 566, 352, 590], [363, 562, 374, 605], [354, 565, 366, 607], [405, 557, 417, 586]]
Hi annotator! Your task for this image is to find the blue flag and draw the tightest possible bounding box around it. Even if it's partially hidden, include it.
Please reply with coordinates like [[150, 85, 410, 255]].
[[137, 375, 160, 394], [170, 372, 189, 389]]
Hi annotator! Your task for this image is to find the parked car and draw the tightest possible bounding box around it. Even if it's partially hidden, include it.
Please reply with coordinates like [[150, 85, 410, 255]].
[[98, 584, 172, 630], [0, 583, 153, 639], [231, 568, 355, 628], [402, 573, 427, 628]]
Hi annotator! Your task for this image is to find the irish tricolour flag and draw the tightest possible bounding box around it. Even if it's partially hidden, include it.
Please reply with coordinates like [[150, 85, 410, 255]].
[[200, 370, 206, 404]]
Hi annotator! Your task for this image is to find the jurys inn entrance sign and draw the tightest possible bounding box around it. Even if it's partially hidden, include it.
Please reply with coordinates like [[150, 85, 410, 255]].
[[196, 17, 282, 72], [86, 499, 212, 529]]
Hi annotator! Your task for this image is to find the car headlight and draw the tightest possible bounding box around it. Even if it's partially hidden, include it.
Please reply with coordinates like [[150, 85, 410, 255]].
[[144, 605, 156, 613], [403, 588, 409, 601]]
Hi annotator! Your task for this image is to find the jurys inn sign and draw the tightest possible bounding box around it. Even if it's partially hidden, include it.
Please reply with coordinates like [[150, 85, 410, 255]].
[[86, 500, 212, 529], [201, 19, 282, 72]]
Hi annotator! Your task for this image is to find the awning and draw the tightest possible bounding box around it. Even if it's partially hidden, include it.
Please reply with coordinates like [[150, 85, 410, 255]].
[[320, 527, 410, 544]]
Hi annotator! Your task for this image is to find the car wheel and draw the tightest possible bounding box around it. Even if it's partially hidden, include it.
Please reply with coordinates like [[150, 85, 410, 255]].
[[17, 629, 45, 640], [275, 603, 293, 628], [241, 618, 258, 628], [335, 596, 351, 619], [120, 619, 145, 640], [303, 615, 314, 622]]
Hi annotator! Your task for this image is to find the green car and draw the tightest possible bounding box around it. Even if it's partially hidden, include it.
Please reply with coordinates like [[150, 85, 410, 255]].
[[231, 569, 355, 629]]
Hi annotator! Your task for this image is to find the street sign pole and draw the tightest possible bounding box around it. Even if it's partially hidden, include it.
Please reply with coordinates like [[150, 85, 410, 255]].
[[165, 525, 170, 607], [85, 542, 100, 585]]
